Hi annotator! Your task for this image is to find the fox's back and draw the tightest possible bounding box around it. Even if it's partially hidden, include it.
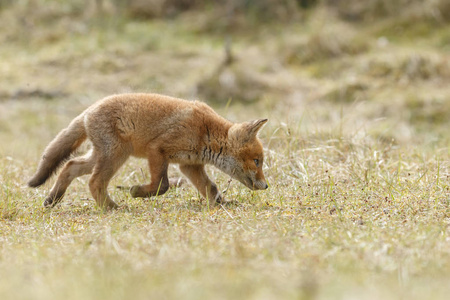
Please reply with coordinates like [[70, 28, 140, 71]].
[[84, 93, 230, 158]]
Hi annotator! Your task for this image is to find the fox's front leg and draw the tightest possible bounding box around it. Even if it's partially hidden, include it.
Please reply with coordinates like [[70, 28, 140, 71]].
[[130, 153, 170, 198], [179, 164, 222, 207]]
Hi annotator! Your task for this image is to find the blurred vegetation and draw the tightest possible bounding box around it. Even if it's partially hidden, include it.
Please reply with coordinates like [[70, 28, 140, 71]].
[[0, 0, 449, 142], [2, 0, 450, 23]]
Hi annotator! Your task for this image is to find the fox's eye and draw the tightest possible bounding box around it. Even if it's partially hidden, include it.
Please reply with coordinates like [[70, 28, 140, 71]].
[[254, 159, 259, 167]]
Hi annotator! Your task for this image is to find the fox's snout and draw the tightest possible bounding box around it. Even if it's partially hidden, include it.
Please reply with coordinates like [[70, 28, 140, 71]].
[[252, 180, 268, 190], [241, 174, 268, 191]]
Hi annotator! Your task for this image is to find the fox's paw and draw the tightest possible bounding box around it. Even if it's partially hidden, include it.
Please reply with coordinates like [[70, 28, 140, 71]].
[[43, 195, 62, 208], [101, 200, 120, 210], [216, 194, 240, 206], [43, 197, 55, 208], [215, 193, 230, 205], [215, 193, 223, 203], [130, 185, 145, 198], [130, 182, 170, 198]]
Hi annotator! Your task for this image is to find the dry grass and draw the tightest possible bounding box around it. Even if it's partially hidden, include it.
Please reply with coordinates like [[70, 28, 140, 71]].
[[1, 2, 450, 300], [1, 102, 449, 299]]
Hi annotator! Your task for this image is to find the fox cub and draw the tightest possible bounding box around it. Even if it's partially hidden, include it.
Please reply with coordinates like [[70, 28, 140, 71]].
[[28, 93, 268, 209]]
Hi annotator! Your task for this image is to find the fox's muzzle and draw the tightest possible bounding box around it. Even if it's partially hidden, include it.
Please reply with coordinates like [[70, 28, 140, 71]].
[[243, 175, 268, 190], [253, 180, 268, 190]]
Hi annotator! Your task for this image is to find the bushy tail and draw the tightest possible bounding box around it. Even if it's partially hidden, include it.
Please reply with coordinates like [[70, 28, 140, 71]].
[[28, 114, 87, 188]]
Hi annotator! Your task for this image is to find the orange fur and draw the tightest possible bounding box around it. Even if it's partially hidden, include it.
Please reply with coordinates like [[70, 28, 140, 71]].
[[28, 93, 268, 209]]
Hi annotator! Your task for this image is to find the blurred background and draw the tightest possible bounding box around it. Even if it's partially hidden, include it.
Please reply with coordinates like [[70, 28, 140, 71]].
[[0, 0, 449, 153]]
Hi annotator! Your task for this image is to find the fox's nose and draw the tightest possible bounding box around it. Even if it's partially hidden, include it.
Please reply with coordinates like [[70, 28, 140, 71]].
[[263, 182, 268, 189]]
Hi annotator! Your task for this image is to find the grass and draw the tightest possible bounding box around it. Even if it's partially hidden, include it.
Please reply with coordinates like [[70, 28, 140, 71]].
[[1, 98, 448, 300], [1, 2, 450, 300]]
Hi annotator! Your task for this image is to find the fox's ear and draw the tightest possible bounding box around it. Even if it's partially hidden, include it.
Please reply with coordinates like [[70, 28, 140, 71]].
[[229, 119, 268, 144], [244, 119, 268, 137]]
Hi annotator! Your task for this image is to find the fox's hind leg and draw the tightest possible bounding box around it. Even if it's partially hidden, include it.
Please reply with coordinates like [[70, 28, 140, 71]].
[[179, 164, 222, 207], [44, 150, 95, 207], [130, 150, 170, 198]]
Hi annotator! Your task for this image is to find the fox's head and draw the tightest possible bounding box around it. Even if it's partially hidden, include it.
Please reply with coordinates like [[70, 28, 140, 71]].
[[225, 119, 269, 191]]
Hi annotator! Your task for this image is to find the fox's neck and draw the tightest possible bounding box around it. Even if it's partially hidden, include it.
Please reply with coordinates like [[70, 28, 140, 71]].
[[199, 118, 234, 170], [200, 140, 236, 177]]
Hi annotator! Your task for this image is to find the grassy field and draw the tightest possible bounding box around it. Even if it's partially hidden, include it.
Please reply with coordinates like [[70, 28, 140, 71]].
[[1, 1, 449, 299]]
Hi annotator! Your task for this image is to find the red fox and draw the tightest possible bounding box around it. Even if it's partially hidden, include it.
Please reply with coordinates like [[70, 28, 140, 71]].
[[28, 93, 268, 209]]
